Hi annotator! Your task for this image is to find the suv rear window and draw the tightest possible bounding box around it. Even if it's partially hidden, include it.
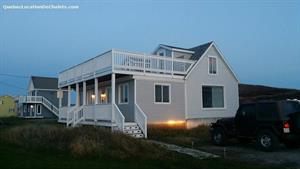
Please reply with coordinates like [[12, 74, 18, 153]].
[[282, 101, 300, 116], [256, 102, 280, 120]]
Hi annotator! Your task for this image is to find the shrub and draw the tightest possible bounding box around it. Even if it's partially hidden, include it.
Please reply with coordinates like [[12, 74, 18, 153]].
[[148, 125, 211, 147]]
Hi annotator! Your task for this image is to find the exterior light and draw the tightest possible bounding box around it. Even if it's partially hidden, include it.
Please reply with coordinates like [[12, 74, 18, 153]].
[[166, 120, 185, 126], [91, 95, 95, 99], [100, 93, 106, 98], [30, 105, 34, 109]]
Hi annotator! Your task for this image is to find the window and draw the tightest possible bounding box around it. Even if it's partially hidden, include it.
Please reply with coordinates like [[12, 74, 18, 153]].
[[208, 57, 217, 75], [155, 84, 170, 103], [119, 83, 129, 104], [36, 105, 42, 115], [202, 86, 224, 108], [282, 101, 300, 116], [256, 103, 279, 120], [237, 104, 256, 118], [159, 52, 164, 56]]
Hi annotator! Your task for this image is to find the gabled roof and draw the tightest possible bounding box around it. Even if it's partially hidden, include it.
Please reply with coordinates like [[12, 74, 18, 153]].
[[31, 76, 58, 90], [157, 41, 213, 60], [189, 41, 213, 60], [159, 44, 191, 51]]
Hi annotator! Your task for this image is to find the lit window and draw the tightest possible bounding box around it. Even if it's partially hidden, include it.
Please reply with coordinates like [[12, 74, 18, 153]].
[[209, 57, 217, 74], [155, 84, 170, 103], [119, 83, 129, 104], [202, 86, 224, 108]]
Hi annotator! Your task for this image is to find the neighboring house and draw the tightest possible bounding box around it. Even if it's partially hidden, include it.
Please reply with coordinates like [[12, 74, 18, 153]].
[[57, 41, 239, 138], [18, 76, 67, 118], [0, 95, 17, 117]]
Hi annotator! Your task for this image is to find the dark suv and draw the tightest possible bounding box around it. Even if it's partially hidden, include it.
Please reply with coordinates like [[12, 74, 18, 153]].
[[211, 100, 300, 151]]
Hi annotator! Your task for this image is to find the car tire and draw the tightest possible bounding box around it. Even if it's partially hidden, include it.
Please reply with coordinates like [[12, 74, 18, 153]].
[[211, 127, 227, 146], [256, 130, 278, 152]]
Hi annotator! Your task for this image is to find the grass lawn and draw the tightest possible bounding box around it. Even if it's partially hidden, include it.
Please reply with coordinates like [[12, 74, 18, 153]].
[[0, 118, 282, 169]]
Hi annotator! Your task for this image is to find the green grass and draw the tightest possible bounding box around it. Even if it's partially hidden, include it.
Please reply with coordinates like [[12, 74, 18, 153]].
[[0, 117, 283, 169]]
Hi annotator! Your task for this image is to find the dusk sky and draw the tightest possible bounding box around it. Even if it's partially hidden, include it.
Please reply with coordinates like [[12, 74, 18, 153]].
[[0, 0, 299, 96]]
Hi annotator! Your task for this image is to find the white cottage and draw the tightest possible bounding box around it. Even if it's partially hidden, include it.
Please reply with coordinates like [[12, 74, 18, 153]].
[[57, 41, 239, 138]]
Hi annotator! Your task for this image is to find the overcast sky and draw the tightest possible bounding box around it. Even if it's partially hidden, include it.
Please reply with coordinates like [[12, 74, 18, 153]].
[[0, 0, 299, 96]]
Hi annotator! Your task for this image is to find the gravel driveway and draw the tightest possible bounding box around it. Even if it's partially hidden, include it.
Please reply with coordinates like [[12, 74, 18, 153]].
[[199, 142, 300, 168]]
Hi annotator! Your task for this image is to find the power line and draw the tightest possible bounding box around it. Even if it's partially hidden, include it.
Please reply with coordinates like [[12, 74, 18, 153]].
[[0, 73, 29, 79]]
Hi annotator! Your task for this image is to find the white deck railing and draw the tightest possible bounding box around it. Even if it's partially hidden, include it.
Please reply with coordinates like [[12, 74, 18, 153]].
[[61, 104, 113, 125], [113, 103, 125, 132], [58, 50, 195, 87], [18, 96, 59, 117], [58, 51, 112, 87], [134, 103, 147, 138], [113, 50, 195, 76]]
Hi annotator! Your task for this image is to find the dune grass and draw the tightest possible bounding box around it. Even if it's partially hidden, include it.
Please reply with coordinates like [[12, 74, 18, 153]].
[[148, 125, 211, 148], [0, 117, 283, 169], [0, 118, 169, 159]]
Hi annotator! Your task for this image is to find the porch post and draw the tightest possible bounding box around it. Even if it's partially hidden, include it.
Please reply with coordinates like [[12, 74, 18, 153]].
[[94, 78, 99, 105], [67, 86, 71, 107], [58, 88, 62, 108], [111, 73, 115, 123], [76, 83, 80, 106], [83, 81, 86, 105]]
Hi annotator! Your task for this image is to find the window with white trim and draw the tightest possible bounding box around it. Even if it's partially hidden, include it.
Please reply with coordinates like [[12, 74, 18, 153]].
[[119, 83, 129, 104], [202, 86, 224, 108], [208, 57, 217, 74], [155, 84, 170, 103]]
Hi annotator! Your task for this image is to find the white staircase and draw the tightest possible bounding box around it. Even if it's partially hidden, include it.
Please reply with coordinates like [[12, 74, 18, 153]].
[[66, 106, 84, 127], [123, 122, 144, 138], [18, 96, 59, 117]]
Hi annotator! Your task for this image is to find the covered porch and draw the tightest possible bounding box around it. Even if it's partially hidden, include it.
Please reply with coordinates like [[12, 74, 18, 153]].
[[58, 73, 147, 138]]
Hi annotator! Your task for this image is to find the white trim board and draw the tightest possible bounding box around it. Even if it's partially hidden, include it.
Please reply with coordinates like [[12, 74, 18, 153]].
[[133, 75, 185, 83], [185, 42, 239, 82]]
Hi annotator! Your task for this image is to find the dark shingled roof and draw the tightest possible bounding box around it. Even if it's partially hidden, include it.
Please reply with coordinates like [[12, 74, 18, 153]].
[[159, 44, 191, 51], [31, 76, 58, 90], [160, 41, 213, 60], [189, 41, 213, 60]]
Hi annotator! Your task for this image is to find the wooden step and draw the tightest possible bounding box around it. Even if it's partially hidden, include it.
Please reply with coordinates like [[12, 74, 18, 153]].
[[131, 133, 144, 138], [124, 129, 142, 134]]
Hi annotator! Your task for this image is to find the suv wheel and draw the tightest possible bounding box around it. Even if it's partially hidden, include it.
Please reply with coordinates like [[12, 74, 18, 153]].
[[211, 127, 227, 146], [256, 130, 278, 151]]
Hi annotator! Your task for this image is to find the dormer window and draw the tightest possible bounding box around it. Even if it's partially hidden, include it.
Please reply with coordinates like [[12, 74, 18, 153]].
[[208, 56, 217, 75], [159, 52, 164, 56]]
